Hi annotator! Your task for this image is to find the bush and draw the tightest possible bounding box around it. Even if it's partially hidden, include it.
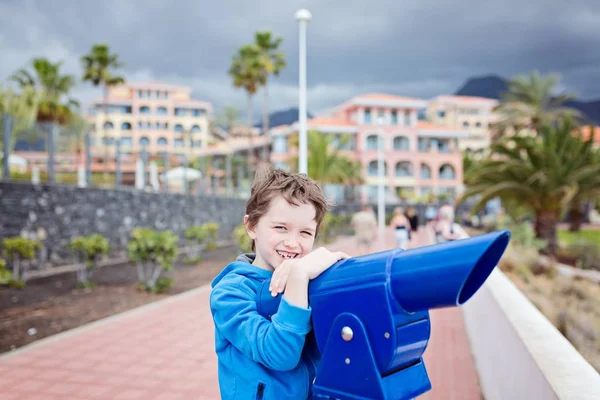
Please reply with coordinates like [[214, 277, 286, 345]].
[[185, 223, 219, 260], [128, 228, 179, 293], [0, 258, 13, 285], [2, 237, 41, 285], [233, 224, 252, 253], [69, 234, 110, 288], [565, 239, 600, 272]]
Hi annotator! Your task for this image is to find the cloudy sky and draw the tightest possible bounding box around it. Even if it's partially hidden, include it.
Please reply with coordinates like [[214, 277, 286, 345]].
[[1, 0, 599, 119]]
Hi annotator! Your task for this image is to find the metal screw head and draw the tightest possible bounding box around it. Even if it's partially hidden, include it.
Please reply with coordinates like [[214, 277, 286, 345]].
[[345, 358, 351, 364], [384, 332, 390, 339], [341, 326, 353, 341]]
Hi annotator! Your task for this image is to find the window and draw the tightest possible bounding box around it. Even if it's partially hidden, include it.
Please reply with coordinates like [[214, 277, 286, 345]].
[[439, 164, 456, 180], [366, 135, 379, 150], [273, 136, 287, 154], [190, 125, 201, 133], [121, 122, 132, 130], [139, 137, 150, 146], [364, 108, 372, 124], [368, 160, 387, 176], [391, 110, 398, 125], [404, 111, 411, 126], [139, 106, 150, 115], [395, 162, 413, 177], [174, 124, 184, 133], [104, 121, 114, 129], [418, 138, 430, 152], [175, 108, 186, 116], [463, 121, 470, 128], [102, 136, 115, 145], [475, 122, 482, 128], [120, 137, 133, 147], [393, 136, 409, 151], [157, 137, 168, 146], [174, 138, 184, 147], [193, 109, 205, 117], [157, 107, 168, 115], [438, 110, 446, 118], [191, 140, 202, 148], [377, 109, 385, 124], [420, 163, 432, 179]]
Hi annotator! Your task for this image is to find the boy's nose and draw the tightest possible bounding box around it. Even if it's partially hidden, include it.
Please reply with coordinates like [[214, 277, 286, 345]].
[[283, 237, 299, 248]]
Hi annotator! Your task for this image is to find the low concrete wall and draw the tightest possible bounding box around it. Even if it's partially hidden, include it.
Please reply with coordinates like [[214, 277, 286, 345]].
[[463, 257, 600, 399]]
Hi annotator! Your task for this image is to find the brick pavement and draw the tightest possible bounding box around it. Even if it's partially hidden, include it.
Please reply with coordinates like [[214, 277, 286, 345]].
[[0, 226, 481, 399]]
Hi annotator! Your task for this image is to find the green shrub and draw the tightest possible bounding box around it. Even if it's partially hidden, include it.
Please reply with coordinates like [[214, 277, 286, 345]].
[[69, 234, 110, 288], [0, 258, 12, 285], [184, 223, 219, 263], [2, 237, 41, 285], [567, 239, 600, 272], [233, 224, 252, 253], [128, 228, 179, 293]]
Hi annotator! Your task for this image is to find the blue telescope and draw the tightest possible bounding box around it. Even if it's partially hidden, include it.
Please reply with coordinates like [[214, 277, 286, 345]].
[[256, 230, 511, 400]]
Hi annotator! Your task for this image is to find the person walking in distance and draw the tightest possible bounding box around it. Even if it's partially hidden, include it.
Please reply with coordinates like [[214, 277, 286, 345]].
[[390, 207, 411, 250], [351, 204, 378, 256]]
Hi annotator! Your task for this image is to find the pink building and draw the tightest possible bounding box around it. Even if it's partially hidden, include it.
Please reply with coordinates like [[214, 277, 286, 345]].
[[270, 93, 467, 203]]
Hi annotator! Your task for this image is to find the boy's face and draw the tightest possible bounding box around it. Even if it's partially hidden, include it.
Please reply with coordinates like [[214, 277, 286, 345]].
[[245, 195, 318, 271]]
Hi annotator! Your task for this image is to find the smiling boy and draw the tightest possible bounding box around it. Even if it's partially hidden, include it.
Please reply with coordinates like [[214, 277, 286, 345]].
[[210, 167, 349, 399]]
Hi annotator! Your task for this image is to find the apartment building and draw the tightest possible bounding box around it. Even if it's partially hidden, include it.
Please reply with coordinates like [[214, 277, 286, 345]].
[[426, 95, 499, 152], [270, 93, 467, 202], [87, 82, 214, 157]]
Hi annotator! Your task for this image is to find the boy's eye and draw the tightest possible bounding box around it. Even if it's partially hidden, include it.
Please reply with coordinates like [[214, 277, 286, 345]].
[[302, 231, 313, 236], [274, 226, 286, 230]]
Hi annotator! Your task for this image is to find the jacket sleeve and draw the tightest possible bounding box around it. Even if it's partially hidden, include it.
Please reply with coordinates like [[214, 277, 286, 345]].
[[210, 277, 312, 371]]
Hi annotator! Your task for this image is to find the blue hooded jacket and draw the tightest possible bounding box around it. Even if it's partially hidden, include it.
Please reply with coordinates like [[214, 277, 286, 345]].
[[210, 254, 319, 400]]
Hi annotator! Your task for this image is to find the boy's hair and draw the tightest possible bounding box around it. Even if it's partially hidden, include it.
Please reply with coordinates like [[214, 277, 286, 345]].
[[245, 166, 328, 251]]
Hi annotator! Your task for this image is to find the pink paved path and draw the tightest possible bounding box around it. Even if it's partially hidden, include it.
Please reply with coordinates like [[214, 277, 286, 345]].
[[0, 227, 481, 399]]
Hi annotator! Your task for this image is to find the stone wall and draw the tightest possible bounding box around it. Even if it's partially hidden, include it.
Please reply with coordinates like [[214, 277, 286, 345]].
[[0, 181, 246, 265]]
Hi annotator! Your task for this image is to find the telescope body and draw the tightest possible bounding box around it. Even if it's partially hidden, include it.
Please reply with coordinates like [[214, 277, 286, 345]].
[[256, 230, 511, 400]]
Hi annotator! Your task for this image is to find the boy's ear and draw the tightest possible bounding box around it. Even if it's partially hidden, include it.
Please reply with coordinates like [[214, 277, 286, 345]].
[[243, 215, 257, 240]]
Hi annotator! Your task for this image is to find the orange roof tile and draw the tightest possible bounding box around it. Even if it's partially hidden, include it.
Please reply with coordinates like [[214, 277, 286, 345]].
[[434, 95, 498, 104]]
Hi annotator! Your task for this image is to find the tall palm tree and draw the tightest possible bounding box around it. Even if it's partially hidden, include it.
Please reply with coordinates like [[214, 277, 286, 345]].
[[10, 58, 79, 125], [492, 70, 581, 140], [254, 31, 286, 163], [229, 44, 263, 174], [81, 44, 125, 174], [457, 117, 600, 254]]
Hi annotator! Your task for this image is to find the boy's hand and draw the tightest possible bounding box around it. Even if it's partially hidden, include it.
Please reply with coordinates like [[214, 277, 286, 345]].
[[269, 248, 350, 297], [294, 247, 350, 281]]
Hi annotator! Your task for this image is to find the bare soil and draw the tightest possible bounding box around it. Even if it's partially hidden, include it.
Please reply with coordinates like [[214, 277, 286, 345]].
[[0, 245, 238, 354]]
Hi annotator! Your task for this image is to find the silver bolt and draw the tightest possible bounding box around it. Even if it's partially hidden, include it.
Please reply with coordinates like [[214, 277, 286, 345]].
[[345, 358, 351, 364], [341, 326, 353, 341], [384, 332, 390, 339]]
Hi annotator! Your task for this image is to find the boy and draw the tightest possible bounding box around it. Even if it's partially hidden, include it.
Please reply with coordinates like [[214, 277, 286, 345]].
[[210, 167, 349, 399]]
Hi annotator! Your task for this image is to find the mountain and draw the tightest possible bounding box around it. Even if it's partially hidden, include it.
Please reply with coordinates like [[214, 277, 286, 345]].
[[454, 75, 600, 125], [254, 108, 313, 131], [454, 75, 509, 99]]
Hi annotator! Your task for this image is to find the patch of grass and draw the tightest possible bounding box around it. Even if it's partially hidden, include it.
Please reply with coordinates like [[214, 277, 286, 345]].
[[558, 228, 600, 246]]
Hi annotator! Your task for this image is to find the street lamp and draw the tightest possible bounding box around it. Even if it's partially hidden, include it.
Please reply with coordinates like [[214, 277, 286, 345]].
[[295, 8, 311, 175]]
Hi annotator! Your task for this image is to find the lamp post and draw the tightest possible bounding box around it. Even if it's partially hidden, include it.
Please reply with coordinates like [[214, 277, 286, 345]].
[[295, 8, 311, 175], [377, 135, 385, 235]]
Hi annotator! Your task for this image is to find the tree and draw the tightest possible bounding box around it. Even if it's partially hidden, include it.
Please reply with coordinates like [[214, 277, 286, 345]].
[[0, 84, 40, 155], [81, 44, 125, 175], [254, 31, 286, 163], [492, 70, 581, 140], [10, 58, 79, 125], [229, 44, 263, 174], [289, 131, 364, 184], [457, 117, 600, 254]]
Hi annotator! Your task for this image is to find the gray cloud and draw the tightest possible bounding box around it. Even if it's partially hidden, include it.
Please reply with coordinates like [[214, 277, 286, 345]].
[[1, 0, 600, 118]]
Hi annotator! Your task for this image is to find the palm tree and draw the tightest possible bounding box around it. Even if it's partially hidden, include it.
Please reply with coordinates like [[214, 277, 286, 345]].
[[0, 84, 40, 155], [289, 131, 364, 184], [492, 70, 581, 140], [457, 117, 600, 254], [10, 58, 79, 126], [254, 31, 286, 163], [229, 44, 263, 174], [81, 44, 125, 174]]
